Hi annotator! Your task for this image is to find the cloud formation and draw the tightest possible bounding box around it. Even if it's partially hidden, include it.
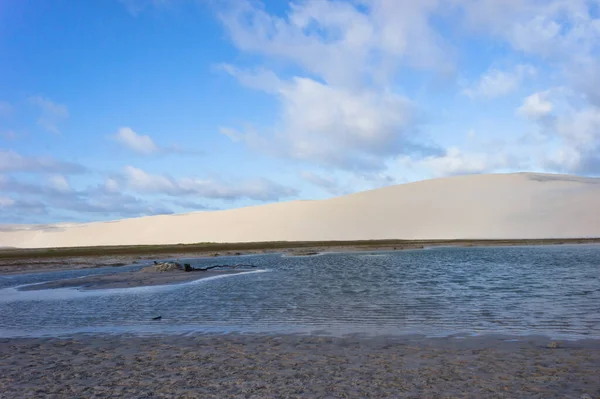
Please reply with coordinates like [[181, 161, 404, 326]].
[[113, 127, 201, 156], [122, 166, 298, 201], [462, 65, 536, 99], [0, 150, 87, 174], [0, 173, 172, 222], [113, 127, 160, 155], [218, 1, 447, 173]]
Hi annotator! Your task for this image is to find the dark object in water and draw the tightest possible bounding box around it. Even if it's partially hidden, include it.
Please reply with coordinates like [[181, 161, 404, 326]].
[[152, 316, 162, 321], [184, 264, 192, 272], [193, 264, 257, 272]]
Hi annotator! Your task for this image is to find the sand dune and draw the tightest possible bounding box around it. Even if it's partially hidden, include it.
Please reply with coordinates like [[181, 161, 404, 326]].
[[1, 172, 600, 248]]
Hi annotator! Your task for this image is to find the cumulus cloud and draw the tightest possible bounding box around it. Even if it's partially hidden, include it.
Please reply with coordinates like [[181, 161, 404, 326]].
[[409, 147, 521, 177], [221, 69, 440, 171], [104, 178, 120, 193], [462, 64, 536, 99], [0, 174, 173, 222], [218, 0, 447, 173], [113, 127, 160, 155], [29, 96, 69, 134], [48, 175, 71, 193], [544, 106, 600, 174], [112, 127, 200, 156], [516, 88, 600, 174], [518, 91, 554, 119], [0, 150, 87, 174], [219, 0, 451, 87], [122, 166, 298, 201]]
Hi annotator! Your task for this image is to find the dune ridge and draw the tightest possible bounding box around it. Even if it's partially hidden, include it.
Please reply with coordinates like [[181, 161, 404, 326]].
[[1, 172, 600, 249]]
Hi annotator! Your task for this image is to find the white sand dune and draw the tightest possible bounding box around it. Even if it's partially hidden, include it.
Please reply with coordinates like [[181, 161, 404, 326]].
[[1, 172, 600, 249]]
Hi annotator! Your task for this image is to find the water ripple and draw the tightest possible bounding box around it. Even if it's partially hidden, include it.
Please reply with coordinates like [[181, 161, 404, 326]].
[[0, 246, 599, 339]]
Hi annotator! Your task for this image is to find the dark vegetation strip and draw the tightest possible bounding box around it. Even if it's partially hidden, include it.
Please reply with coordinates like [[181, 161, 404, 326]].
[[0, 238, 599, 260]]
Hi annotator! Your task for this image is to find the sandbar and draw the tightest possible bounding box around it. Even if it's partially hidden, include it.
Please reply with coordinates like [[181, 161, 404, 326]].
[[19, 269, 250, 291]]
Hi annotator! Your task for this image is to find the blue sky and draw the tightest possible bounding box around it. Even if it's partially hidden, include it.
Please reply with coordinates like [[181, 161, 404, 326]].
[[1, 0, 599, 224]]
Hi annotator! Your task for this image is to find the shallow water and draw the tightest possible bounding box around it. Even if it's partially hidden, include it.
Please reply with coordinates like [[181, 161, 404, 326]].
[[1, 245, 599, 339]]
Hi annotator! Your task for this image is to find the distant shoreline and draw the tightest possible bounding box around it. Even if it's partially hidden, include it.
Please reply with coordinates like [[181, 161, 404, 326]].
[[1, 238, 599, 275]]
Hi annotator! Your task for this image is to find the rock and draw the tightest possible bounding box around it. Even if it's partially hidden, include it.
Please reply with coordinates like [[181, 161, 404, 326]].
[[152, 316, 162, 321], [140, 262, 183, 272]]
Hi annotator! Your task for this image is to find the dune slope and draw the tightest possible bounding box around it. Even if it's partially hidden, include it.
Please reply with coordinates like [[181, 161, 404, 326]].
[[1, 173, 600, 248]]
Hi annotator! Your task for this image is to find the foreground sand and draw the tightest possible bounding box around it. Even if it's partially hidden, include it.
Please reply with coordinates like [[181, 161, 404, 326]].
[[1, 334, 598, 398], [2, 173, 600, 248]]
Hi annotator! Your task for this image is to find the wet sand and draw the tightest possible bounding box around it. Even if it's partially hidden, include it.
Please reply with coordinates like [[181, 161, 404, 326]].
[[0, 334, 598, 398], [18, 269, 251, 291]]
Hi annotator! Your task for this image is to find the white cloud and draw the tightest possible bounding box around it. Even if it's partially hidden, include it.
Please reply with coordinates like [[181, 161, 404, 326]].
[[410, 147, 523, 177], [545, 106, 600, 174], [518, 91, 554, 119], [518, 88, 600, 174], [48, 175, 71, 193], [0, 150, 87, 174], [463, 64, 536, 99], [122, 166, 298, 201], [0, 174, 173, 223], [104, 178, 120, 193], [222, 68, 437, 171], [29, 96, 69, 134], [219, 0, 450, 88], [458, 1, 600, 93], [218, 1, 447, 173], [112, 127, 200, 156], [113, 127, 160, 155]]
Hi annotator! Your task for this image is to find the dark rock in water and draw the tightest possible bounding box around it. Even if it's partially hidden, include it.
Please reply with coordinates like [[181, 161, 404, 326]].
[[184, 264, 192, 272], [152, 316, 162, 321]]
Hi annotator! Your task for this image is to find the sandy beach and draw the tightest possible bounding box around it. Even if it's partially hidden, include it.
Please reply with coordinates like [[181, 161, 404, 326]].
[[1, 334, 598, 398]]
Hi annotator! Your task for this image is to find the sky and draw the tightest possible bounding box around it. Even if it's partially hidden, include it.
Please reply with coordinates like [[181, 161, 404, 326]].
[[1, 0, 599, 224]]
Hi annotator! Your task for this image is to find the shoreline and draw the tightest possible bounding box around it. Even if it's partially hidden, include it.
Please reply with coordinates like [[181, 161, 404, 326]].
[[2, 238, 600, 275], [1, 332, 598, 398]]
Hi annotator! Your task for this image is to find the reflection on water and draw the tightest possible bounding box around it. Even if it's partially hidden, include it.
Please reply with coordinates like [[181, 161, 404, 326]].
[[1, 245, 599, 339]]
